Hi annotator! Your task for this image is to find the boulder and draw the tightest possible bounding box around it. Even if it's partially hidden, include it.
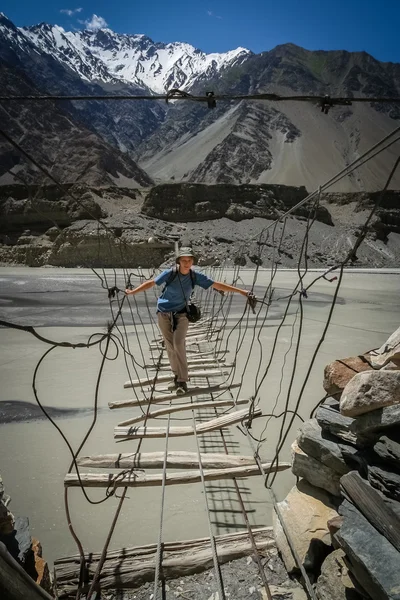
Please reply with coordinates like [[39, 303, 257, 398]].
[[291, 440, 342, 497], [315, 549, 363, 600], [369, 326, 400, 369], [323, 356, 373, 396], [315, 400, 357, 445], [335, 499, 400, 600], [273, 479, 339, 574], [297, 419, 365, 476], [367, 464, 400, 501], [340, 371, 400, 417]]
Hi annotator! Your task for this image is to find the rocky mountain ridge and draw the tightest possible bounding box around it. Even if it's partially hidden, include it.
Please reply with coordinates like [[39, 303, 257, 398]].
[[20, 20, 251, 93], [1, 13, 400, 190]]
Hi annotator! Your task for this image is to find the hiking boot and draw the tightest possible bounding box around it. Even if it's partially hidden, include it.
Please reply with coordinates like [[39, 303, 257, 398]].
[[176, 381, 188, 395], [168, 376, 178, 391]]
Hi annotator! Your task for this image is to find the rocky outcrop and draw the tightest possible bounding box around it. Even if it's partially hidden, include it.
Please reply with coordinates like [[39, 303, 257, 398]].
[[0, 185, 179, 267], [273, 328, 400, 600], [322, 191, 400, 241], [0, 474, 51, 593], [2, 183, 400, 269], [48, 219, 175, 268], [141, 182, 333, 225], [0, 184, 105, 233]]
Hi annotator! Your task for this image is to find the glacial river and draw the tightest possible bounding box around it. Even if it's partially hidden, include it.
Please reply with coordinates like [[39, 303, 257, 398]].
[[0, 267, 399, 566]]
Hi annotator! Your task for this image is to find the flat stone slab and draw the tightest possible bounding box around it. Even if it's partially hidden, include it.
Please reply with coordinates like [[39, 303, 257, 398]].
[[336, 499, 400, 600], [273, 479, 339, 574], [316, 400, 357, 445], [367, 464, 400, 502], [317, 400, 400, 448], [373, 430, 400, 467], [350, 404, 400, 438], [297, 418, 366, 476], [340, 370, 400, 417], [291, 440, 341, 497]]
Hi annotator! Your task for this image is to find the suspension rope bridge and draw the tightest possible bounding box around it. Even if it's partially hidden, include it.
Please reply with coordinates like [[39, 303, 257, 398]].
[[0, 92, 399, 600]]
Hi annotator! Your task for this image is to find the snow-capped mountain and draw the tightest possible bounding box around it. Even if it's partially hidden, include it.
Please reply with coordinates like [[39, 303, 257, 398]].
[[1, 11, 400, 192], [20, 20, 251, 93]]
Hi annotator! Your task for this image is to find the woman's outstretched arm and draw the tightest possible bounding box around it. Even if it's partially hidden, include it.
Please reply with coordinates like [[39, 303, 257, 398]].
[[212, 281, 249, 296], [125, 280, 156, 295]]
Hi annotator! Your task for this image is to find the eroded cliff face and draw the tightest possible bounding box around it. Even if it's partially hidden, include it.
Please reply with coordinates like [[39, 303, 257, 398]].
[[0, 183, 399, 269], [141, 182, 333, 226]]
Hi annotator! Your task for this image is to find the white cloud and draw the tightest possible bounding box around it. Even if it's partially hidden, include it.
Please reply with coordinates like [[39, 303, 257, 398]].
[[60, 8, 83, 16], [206, 9, 222, 19], [83, 14, 108, 31]]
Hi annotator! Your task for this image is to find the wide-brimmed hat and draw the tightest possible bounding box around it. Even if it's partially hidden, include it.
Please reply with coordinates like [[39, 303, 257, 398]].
[[176, 247, 195, 260]]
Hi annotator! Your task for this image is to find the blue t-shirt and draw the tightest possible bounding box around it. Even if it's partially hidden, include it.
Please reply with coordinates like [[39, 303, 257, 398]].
[[154, 268, 214, 313]]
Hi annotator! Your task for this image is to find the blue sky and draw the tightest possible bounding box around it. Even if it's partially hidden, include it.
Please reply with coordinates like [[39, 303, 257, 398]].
[[2, 0, 399, 62]]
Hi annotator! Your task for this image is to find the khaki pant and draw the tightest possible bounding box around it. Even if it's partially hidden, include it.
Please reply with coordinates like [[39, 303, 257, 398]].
[[157, 312, 189, 382]]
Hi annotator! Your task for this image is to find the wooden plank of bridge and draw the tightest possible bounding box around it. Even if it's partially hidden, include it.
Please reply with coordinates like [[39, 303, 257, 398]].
[[145, 360, 233, 370], [149, 336, 211, 349], [64, 460, 290, 488], [151, 329, 221, 342], [116, 398, 250, 426], [77, 450, 259, 469], [54, 528, 275, 594], [123, 369, 230, 389], [109, 383, 241, 409], [149, 348, 227, 357], [114, 408, 261, 439]]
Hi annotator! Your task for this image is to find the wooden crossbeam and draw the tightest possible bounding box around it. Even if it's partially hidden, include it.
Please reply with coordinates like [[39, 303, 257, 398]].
[[147, 365, 234, 372], [151, 329, 221, 343], [145, 357, 227, 366], [109, 383, 241, 409], [149, 348, 227, 357], [149, 335, 211, 349], [114, 408, 261, 440], [117, 398, 250, 426], [145, 360, 233, 370], [77, 450, 259, 470], [123, 369, 229, 389], [54, 528, 275, 594], [64, 460, 289, 488]]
